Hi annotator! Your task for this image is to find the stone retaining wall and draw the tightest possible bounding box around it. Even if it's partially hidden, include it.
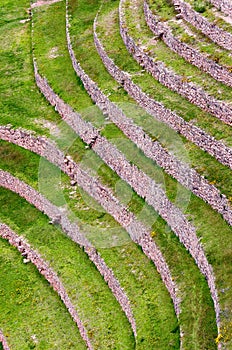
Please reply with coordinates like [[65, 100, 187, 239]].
[[30, 0, 62, 9], [93, 16, 232, 170], [144, 0, 232, 87], [0, 223, 93, 350], [31, 60, 220, 328], [0, 169, 137, 337], [209, 0, 232, 16], [172, 0, 232, 50], [66, 6, 232, 226], [119, 0, 232, 125], [0, 125, 180, 317], [0, 330, 10, 350]]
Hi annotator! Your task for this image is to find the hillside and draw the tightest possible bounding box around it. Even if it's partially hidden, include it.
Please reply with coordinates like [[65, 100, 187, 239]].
[[0, 0, 232, 348]]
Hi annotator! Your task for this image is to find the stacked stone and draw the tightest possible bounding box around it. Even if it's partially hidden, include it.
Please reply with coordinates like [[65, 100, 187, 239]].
[[119, 0, 232, 125], [144, 0, 232, 87], [31, 57, 221, 327], [0, 126, 180, 317], [0, 330, 10, 350], [172, 0, 232, 50], [65, 10, 232, 226], [93, 18, 232, 169], [0, 223, 93, 350], [208, 0, 232, 16], [0, 170, 136, 337], [30, 0, 62, 9]]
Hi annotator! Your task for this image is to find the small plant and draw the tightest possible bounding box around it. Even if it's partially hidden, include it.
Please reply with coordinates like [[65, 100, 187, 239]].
[[181, 33, 195, 45], [209, 52, 222, 63], [151, 231, 156, 237], [193, 0, 207, 13], [181, 76, 191, 83], [215, 332, 223, 345]]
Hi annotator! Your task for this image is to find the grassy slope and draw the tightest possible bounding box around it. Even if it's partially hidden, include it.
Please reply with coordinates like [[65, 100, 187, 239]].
[[0, 236, 87, 350], [0, 0, 60, 135]]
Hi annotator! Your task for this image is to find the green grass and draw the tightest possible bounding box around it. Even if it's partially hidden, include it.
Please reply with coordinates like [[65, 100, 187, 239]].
[[148, 0, 176, 21], [0, 236, 87, 350], [0, 0, 61, 135], [0, 0, 29, 25]]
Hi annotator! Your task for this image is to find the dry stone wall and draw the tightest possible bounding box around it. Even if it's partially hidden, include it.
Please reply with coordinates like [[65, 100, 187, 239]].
[[119, 0, 232, 125], [93, 16, 232, 169], [0, 169, 136, 336], [30, 0, 62, 8], [144, 0, 232, 87], [31, 60, 221, 327], [0, 330, 10, 350], [66, 8, 232, 226], [0, 223, 93, 350], [0, 125, 180, 316], [208, 0, 232, 16], [172, 0, 232, 50]]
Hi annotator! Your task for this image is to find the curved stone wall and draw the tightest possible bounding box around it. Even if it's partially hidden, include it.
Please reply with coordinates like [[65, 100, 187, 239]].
[[208, 0, 232, 16], [30, 0, 62, 8], [93, 16, 232, 169], [0, 330, 10, 350], [0, 125, 180, 316], [119, 0, 232, 125], [172, 0, 232, 50], [65, 6, 232, 227], [0, 223, 93, 350], [144, 0, 232, 87], [0, 169, 136, 337]]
